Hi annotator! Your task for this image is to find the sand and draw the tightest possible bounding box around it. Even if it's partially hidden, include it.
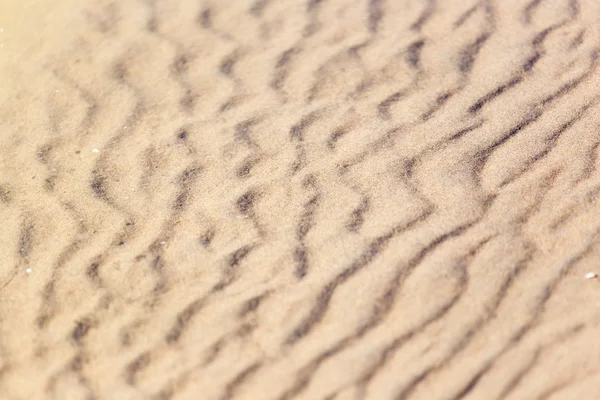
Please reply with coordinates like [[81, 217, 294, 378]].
[[1, 0, 600, 399]]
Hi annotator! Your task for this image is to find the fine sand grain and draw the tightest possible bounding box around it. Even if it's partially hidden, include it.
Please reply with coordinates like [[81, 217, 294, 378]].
[[1, 1, 600, 399]]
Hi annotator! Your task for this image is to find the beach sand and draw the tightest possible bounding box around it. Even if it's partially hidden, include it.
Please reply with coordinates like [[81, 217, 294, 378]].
[[1, 0, 600, 399]]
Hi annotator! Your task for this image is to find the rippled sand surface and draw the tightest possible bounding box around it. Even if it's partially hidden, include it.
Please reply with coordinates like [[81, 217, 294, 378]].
[[1, 1, 600, 399]]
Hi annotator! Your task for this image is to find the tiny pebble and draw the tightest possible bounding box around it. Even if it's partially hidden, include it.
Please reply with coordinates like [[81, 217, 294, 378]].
[[160, 241, 166, 245], [25, 268, 32, 274], [92, 148, 100, 153], [585, 272, 597, 279]]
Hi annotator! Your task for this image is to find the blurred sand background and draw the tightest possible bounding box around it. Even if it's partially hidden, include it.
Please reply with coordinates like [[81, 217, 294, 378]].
[[1, 0, 600, 399]]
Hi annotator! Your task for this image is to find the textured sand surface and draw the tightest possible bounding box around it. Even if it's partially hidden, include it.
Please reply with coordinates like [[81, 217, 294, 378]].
[[1, 0, 600, 399]]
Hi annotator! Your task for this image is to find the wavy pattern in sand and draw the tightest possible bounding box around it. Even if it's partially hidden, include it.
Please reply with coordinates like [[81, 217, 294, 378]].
[[1, 0, 600, 399]]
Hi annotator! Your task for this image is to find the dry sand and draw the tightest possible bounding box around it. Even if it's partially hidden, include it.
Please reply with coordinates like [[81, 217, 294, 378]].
[[1, 0, 600, 399]]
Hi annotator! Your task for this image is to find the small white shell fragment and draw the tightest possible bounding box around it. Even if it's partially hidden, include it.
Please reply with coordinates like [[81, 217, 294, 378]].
[[25, 268, 32, 274], [585, 272, 597, 279], [92, 148, 100, 153]]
